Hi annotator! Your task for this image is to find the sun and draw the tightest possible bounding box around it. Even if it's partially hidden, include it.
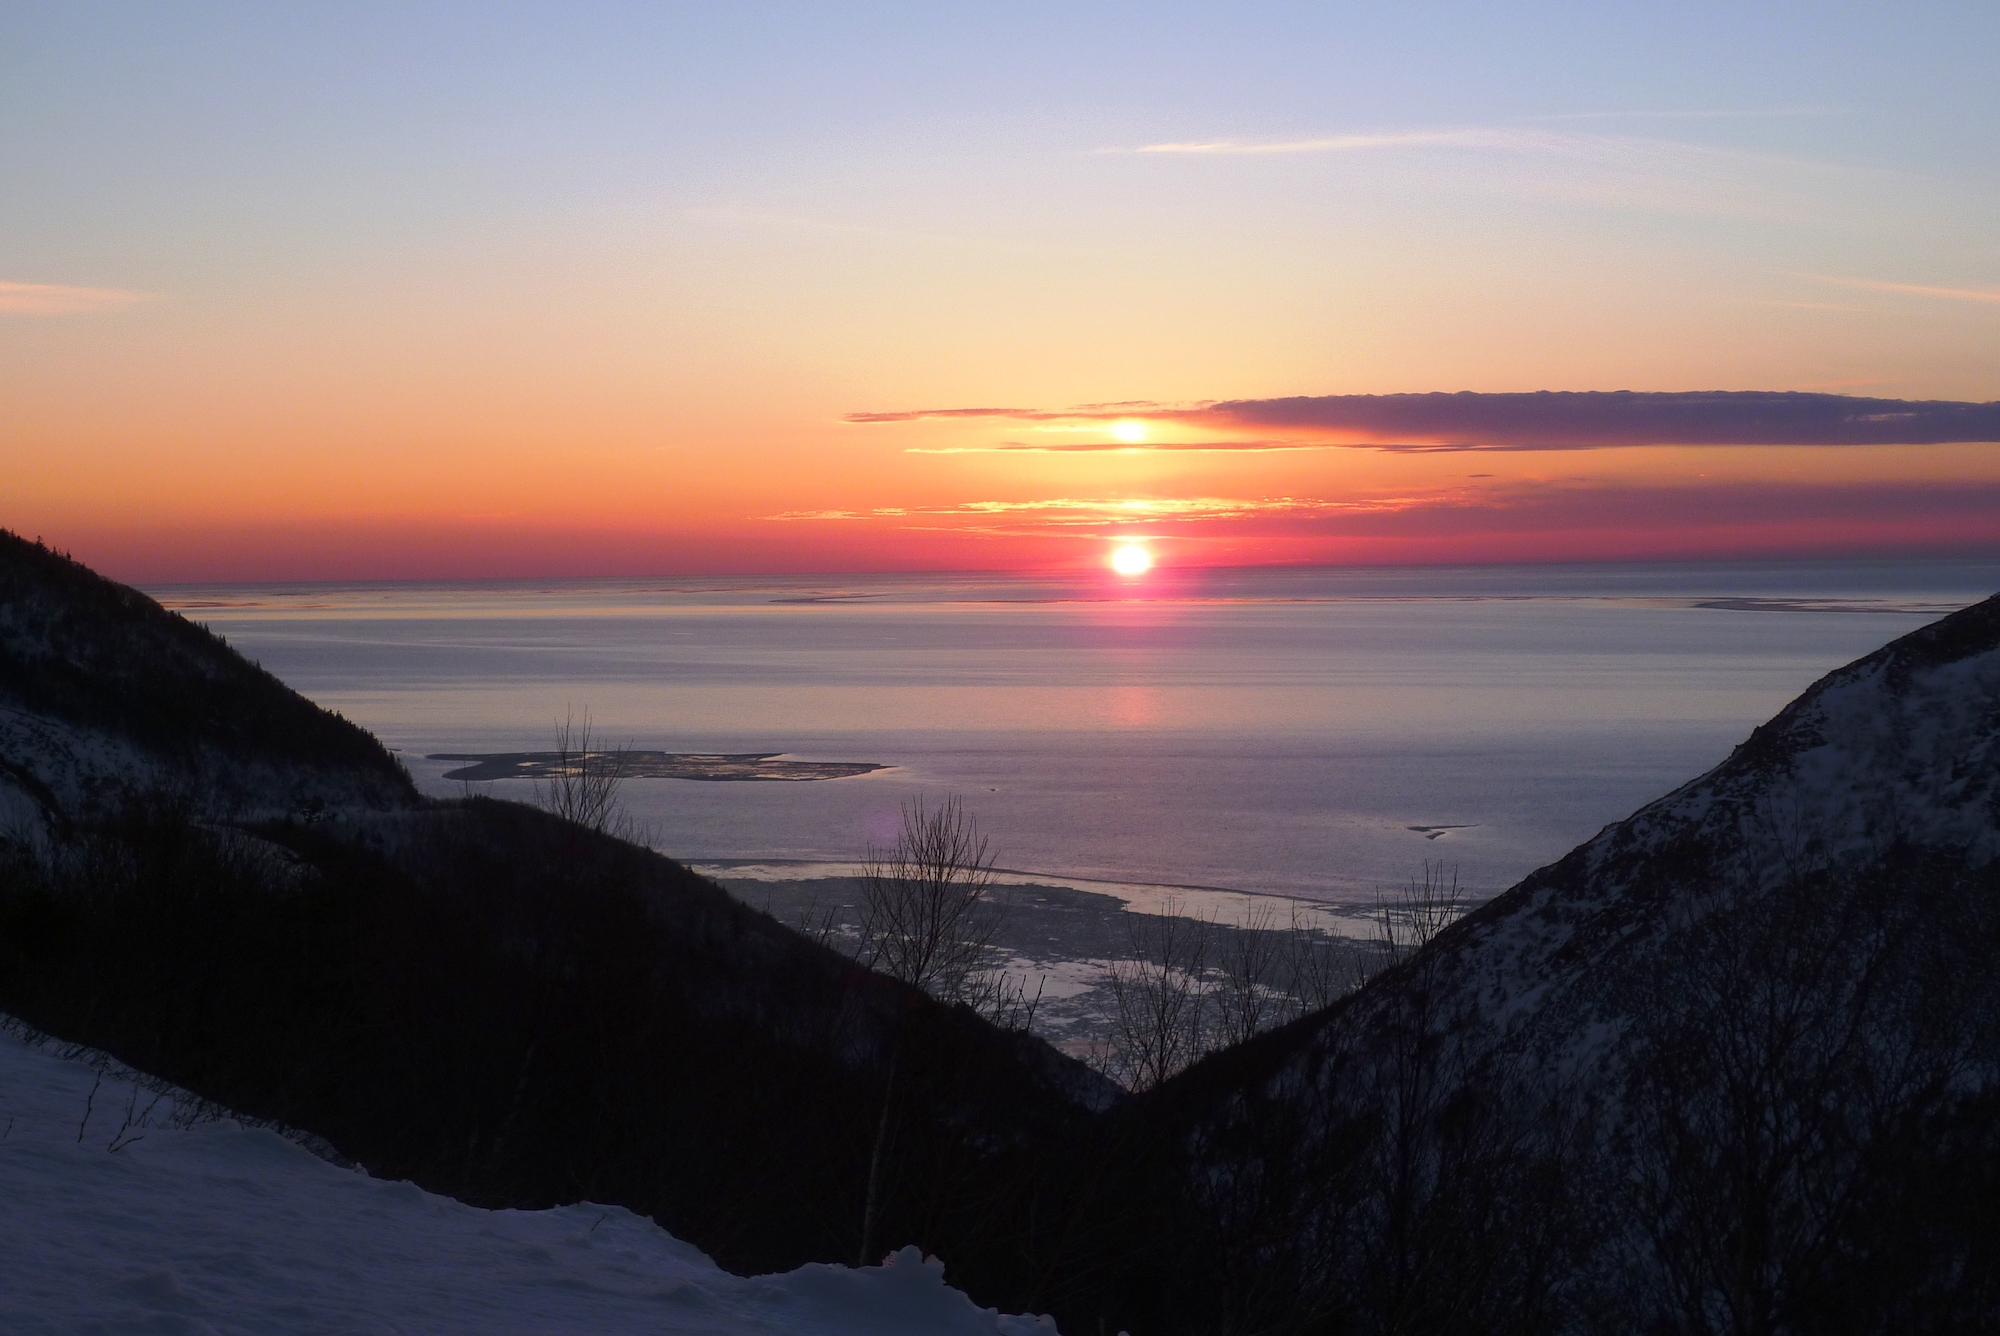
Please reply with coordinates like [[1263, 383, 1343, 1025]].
[[1111, 544, 1152, 576], [1109, 418, 1148, 444]]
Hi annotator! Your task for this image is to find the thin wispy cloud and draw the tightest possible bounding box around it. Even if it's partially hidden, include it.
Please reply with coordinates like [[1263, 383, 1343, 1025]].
[[845, 407, 1073, 424], [1804, 274, 2000, 305], [851, 391, 2000, 450], [905, 438, 1622, 456], [1116, 126, 1815, 171], [0, 281, 157, 315], [1111, 125, 1864, 224], [770, 496, 1411, 527], [1307, 478, 2000, 541], [1747, 298, 1874, 314], [1116, 127, 1760, 161], [1127, 129, 1521, 156], [906, 439, 1346, 454], [770, 478, 2000, 550], [771, 508, 911, 521], [1518, 106, 1842, 123]]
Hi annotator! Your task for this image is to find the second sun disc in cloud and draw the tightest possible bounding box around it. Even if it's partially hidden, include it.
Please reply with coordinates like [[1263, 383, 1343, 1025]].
[[1112, 544, 1152, 575]]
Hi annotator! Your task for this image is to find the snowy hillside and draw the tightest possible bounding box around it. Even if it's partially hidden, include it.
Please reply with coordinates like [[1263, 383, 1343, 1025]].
[[0, 1022, 1064, 1335], [1433, 588, 2000, 1055], [1103, 594, 2000, 1333], [0, 533, 416, 837], [1213, 592, 2000, 1101], [1, 531, 1124, 1330]]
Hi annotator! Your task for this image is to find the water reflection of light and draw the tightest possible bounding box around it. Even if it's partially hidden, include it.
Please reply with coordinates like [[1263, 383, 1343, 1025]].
[[1108, 684, 1162, 729]]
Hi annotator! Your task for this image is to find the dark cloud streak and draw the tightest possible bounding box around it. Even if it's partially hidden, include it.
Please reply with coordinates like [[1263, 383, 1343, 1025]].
[[851, 391, 2000, 449], [1205, 391, 2000, 446]]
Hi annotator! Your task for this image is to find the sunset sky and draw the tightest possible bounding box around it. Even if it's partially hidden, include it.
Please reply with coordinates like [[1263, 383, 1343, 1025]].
[[5, 3, 1998, 582]]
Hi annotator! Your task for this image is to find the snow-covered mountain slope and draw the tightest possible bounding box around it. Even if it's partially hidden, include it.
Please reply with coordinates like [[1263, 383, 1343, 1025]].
[[1099, 594, 2000, 1333], [1240, 591, 2000, 1099], [0, 532, 415, 837], [0, 1023, 1065, 1335], [1434, 589, 2000, 1050], [0, 535, 1122, 1329]]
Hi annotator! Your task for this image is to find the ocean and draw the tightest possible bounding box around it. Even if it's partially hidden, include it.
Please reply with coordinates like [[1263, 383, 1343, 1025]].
[[152, 558, 1989, 914]]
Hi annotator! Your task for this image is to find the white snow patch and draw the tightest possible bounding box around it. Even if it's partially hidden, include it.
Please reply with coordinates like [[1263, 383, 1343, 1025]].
[[0, 1025, 1063, 1335]]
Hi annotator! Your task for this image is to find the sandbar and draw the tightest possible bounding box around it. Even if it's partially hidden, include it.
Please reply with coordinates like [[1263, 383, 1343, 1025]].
[[430, 751, 890, 782]]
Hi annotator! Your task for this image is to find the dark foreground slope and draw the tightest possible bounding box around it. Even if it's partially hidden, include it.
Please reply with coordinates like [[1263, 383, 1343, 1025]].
[[1094, 595, 2000, 1334], [0, 534, 1124, 1328]]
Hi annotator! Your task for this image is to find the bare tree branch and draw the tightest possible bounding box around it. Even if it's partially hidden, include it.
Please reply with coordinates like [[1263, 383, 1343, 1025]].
[[1104, 900, 1213, 1091], [533, 707, 631, 834], [855, 795, 1003, 1007]]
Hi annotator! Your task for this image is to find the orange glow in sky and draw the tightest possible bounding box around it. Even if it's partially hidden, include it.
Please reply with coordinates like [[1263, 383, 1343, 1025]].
[[3, 9, 1998, 582]]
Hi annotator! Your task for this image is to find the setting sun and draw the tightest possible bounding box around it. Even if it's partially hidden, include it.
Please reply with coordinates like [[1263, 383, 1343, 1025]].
[[3, 9, 1997, 1327], [1111, 543, 1153, 575]]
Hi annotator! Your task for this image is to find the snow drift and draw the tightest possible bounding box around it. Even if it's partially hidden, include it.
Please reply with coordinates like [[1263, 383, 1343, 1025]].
[[0, 1023, 1063, 1335]]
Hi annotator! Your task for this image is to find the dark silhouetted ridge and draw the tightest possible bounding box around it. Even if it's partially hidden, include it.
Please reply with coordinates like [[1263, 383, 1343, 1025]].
[[0, 529, 414, 806]]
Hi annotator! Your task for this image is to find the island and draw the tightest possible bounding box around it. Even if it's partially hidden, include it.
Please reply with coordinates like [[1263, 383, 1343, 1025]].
[[428, 751, 891, 782]]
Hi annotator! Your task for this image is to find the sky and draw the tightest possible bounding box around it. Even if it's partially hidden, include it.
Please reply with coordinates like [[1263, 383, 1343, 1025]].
[[4, 1, 1998, 582]]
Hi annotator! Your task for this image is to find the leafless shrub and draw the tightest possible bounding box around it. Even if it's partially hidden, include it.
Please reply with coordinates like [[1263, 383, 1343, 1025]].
[[106, 1085, 168, 1153], [1104, 901, 1214, 1091], [533, 708, 630, 834], [1096, 868, 1469, 1090], [1212, 901, 1286, 1048], [1615, 856, 2000, 1332], [982, 972, 1047, 1033], [852, 794, 1035, 1264], [76, 1071, 100, 1144], [792, 894, 846, 949], [1, 1013, 329, 1162], [1374, 859, 1465, 968], [1278, 905, 1361, 1024], [855, 796, 1004, 1006]]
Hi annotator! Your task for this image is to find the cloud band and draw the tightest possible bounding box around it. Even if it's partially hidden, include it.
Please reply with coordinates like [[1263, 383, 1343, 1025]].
[[0, 281, 156, 315], [850, 391, 2000, 450]]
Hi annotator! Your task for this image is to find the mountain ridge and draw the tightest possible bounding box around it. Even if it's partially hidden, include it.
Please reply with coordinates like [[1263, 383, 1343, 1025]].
[[0, 530, 1124, 1332], [1095, 587, 2000, 1333], [0, 532, 416, 829], [7, 529, 1999, 1333]]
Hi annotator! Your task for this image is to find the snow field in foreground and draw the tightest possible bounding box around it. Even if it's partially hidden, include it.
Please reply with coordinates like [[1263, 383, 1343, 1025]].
[[0, 1025, 1063, 1335]]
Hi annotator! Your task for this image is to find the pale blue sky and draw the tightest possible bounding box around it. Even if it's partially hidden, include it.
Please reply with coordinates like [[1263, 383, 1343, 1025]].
[[7, 3, 1996, 285]]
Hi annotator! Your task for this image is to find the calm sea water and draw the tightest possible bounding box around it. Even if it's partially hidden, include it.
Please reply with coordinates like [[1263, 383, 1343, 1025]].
[[152, 560, 1994, 921]]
